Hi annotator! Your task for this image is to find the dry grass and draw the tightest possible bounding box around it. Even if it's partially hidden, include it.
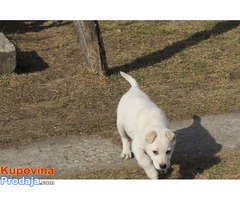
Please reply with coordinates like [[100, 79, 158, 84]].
[[0, 20, 240, 178], [59, 149, 240, 179]]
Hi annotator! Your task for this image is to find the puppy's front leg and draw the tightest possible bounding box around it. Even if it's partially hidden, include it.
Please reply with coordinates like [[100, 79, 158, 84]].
[[117, 123, 132, 159], [132, 145, 158, 179]]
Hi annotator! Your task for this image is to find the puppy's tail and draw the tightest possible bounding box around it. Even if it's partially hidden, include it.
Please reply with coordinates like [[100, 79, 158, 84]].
[[120, 71, 138, 87]]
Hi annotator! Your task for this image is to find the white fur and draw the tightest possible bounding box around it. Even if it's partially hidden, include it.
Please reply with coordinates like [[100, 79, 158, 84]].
[[117, 71, 176, 179]]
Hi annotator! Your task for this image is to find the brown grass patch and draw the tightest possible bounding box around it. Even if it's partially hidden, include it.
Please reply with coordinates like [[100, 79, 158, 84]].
[[59, 148, 240, 179], [0, 21, 240, 178]]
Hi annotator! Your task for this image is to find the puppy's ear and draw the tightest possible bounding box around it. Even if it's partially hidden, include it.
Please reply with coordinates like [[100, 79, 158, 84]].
[[164, 129, 176, 142], [146, 131, 157, 143]]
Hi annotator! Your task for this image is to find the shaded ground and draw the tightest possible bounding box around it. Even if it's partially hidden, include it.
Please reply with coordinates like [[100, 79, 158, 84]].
[[0, 21, 240, 179]]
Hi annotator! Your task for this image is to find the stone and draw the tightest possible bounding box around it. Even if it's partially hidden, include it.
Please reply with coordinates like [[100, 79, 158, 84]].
[[0, 32, 16, 75]]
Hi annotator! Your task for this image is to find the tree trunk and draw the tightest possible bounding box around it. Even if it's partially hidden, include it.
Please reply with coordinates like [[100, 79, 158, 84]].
[[74, 20, 108, 75]]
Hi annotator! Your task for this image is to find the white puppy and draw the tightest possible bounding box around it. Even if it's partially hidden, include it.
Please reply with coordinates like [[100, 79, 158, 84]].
[[117, 71, 176, 179]]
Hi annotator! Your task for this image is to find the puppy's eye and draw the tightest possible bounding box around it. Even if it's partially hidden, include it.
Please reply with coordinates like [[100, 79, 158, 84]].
[[166, 150, 171, 154], [153, 151, 158, 155]]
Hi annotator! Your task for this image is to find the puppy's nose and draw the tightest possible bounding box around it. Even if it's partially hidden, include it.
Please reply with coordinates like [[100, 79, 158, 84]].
[[160, 164, 167, 169]]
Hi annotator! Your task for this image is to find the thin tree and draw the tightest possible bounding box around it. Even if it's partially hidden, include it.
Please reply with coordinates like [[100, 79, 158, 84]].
[[74, 21, 108, 75]]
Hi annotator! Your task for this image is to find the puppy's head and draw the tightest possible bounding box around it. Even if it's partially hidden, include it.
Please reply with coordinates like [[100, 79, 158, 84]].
[[145, 129, 176, 173]]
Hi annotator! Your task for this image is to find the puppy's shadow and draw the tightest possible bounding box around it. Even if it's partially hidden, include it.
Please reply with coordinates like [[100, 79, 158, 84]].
[[170, 115, 222, 179]]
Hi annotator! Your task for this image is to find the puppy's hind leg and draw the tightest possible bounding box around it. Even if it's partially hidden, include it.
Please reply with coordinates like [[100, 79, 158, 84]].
[[117, 123, 132, 159]]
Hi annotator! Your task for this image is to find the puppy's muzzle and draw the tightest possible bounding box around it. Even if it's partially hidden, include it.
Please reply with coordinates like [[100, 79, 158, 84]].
[[158, 164, 168, 175]]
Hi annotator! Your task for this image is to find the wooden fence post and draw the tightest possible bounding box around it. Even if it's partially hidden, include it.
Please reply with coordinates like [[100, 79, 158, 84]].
[[74, 20, 108, 75]]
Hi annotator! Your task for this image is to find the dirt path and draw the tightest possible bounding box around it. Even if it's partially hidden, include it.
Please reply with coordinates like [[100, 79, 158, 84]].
[[1, 113, 240, 178]]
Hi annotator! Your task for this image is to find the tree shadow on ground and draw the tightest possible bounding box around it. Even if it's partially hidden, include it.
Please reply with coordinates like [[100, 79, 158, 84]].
[[15, 49, 49, 74], [169, 115, 222, 179], [0, 21, 71, 34], [107, 20, 240, 75]]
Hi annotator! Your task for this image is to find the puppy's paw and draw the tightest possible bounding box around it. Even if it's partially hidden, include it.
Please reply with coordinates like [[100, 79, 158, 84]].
[[120, 151, 132, 159], [146, 169, 159, 179]]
